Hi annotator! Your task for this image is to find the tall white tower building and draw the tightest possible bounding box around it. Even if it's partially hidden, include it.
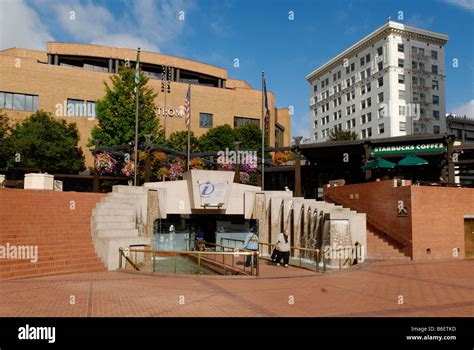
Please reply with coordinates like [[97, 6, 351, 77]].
[[306, 21, 448, 142]]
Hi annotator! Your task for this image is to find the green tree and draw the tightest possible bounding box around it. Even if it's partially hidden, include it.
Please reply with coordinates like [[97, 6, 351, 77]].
[[327, 129, 358, 141], [88, 66, 164, 148], [167, 130, 200, 152], [198, 124, 236, 152], [235, 122, 267, 151], [0, 113, 11, 171], [6, 111, 85, 173]]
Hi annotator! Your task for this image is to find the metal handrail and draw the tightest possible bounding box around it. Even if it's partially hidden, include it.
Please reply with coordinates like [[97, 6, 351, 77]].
[[184, 239, 260, 276], [184, 238, 250, 252], [118, 247, 259, 276], [118, 248, 140, 271], [220, 237, 326, 272]]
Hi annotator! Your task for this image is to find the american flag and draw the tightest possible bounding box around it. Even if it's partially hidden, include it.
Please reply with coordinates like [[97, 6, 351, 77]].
[[134, 49, 140, 94], [184, 84, 191, 128], [263, 78, 270, 135]]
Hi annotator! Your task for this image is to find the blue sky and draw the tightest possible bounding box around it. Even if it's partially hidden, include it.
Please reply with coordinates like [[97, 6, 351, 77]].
[[1, 0, 473, 138]]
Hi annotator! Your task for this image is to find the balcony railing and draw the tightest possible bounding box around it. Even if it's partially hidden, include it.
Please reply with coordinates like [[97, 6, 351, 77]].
[[411, 52, 429, 60]]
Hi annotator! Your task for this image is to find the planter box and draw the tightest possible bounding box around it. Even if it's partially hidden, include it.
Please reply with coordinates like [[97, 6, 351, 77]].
[[24, 173, 54, 190]]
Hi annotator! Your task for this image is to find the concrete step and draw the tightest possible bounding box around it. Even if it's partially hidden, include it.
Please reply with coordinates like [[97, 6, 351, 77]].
[[103, 197, 141, 204], [93, 215, 136, 223], [112, 185, 147, 194], [93, 208, 135, 216], [93, 221, 136, 230], [96, 229, 139, 238], [109, 192, 146, 199], [96, 202, 135, 210]]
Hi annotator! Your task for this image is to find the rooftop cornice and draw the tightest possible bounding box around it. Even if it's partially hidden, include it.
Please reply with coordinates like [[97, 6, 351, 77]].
[[306, 21, 448, 82]]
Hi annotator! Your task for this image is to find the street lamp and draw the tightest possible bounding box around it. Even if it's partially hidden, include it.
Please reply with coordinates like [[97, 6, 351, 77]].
[[161, 65, 172, 137]]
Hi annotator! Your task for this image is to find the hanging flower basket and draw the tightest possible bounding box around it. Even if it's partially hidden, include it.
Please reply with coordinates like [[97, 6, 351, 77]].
[[190, 157, 205, 170], [121, 160, 135, 177], [242, 154, 258, 174], [217, 161, 234, 171], [169, 158, 185, 180], [157, 167, 170, 181], [95, 152, 117, 175], [153, 151, 167, 165], [239, 172, 250, 184]]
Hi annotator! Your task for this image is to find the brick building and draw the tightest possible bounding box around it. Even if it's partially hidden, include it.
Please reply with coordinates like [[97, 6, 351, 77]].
[[0, 42, 291, 166]]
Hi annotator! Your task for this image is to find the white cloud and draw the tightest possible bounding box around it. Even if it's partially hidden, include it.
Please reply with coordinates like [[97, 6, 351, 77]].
[[2, 0, 198, 53], [442, 0, 474, 10], [0, 0, 54, 50], [406, 15, 435, 29], [450, 99, 474, 117]]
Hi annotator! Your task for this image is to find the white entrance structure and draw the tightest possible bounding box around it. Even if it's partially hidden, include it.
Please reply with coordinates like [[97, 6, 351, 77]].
[[91, 170, 366, 270]]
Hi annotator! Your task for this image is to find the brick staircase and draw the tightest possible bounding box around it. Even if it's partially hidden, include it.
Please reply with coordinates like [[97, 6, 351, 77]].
[[0, 188, 107, 279], [366, 228, 411, 261], [325, 190, 412, 261]]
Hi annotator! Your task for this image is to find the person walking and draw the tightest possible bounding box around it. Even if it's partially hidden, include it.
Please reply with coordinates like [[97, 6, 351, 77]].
[[243, 226, 259, 268], [275, 230, 290, 267]]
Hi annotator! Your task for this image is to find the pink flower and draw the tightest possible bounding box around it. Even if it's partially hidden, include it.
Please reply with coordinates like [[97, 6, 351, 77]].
[[121, 160, 135, 177], [169, 158, 185, 180], [239, 172, 250, 184], [95, 152, 117, 175]]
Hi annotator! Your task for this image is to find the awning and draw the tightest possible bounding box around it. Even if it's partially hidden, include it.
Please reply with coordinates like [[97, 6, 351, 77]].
[[361, 158, 396, 170], [397, 153, 428, 166]]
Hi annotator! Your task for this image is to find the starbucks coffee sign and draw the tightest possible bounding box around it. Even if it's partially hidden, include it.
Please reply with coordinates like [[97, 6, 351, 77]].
[[372, 143, 446, 155], [156, 106, 184, 118]]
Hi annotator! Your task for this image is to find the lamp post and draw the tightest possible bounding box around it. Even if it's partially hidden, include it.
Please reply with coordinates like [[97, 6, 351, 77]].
[[293, 136, 303, 197], [233, 141, 241, 183], [144, 134, 152, 183], [93, 139, 100, 193], [161, 65, 172, 137]]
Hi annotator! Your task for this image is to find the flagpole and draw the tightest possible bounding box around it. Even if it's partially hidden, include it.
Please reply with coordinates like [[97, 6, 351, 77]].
[[133, 48, 141, 186], [261, 72, 265, 191], [187, 83, 191, 172]]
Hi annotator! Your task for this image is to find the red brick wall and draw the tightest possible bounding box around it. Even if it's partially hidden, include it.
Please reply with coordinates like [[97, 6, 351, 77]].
[[325, 180, 412, 248], [324, 181, 474, 260], [0, 188, 106, 279], [411, 186, 474, 260]]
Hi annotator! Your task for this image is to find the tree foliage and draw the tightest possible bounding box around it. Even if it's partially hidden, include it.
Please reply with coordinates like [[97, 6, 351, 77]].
[[197, 123, 267, 153], [5, 111, 85, 173], [198, 124, 236, 152], [327, 129, 358, 141], [88, 66, 164, 148], [166, 130, 200, 152], [0, 113, 11, 171], [234, 122, 267, 151]]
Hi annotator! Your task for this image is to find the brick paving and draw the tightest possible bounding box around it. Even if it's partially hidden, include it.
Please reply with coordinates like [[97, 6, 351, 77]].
[[0, 259, 472, 317]]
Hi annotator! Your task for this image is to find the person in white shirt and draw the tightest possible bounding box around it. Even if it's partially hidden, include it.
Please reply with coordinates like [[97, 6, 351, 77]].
[[274, 230, 290, 267]]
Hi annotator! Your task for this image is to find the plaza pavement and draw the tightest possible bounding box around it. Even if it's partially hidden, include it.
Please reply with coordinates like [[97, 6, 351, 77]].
[[0, 259, 472, 317]]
